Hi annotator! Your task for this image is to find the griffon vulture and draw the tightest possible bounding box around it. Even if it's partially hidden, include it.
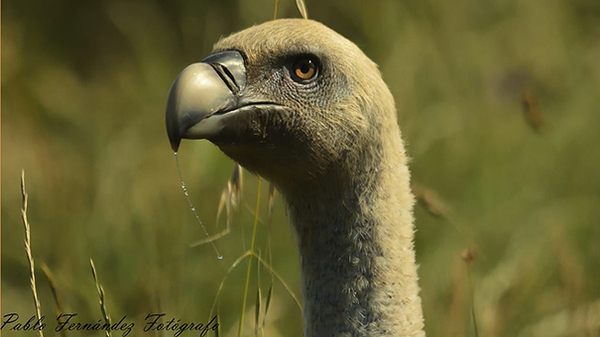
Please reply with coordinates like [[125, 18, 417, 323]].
[[166, 19, 425, 337]]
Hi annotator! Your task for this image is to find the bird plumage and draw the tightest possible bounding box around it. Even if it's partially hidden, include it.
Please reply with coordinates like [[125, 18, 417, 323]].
[[166, 19, 425, 336]]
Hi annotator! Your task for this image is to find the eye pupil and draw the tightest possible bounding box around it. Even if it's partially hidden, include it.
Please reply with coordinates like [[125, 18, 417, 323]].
[[292, 57, 318, 82], [300, 61, 310, 73]]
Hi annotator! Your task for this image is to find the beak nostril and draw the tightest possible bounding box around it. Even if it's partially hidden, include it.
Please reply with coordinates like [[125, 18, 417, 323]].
[[219, 64, 240, 92], [209, 63, 239, 94]]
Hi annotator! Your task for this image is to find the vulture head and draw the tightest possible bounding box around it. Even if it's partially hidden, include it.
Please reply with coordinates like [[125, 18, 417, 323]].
[[166, 19, 424, 336], [167, 19, 396, 194]]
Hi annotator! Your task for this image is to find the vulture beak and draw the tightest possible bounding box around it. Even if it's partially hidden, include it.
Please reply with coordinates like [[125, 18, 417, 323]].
[[165, 50, 248, 152]]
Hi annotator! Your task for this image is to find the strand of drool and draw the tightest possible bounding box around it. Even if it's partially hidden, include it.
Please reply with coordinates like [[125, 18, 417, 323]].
[[174, 152, 223, 260]]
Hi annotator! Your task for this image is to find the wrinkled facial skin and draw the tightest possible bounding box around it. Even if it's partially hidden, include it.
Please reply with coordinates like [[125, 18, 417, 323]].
[[210, 46, 359, 188]]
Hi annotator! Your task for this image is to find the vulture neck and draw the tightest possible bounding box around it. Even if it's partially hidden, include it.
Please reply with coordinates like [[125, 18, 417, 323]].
[[284, 130, 425, 336]]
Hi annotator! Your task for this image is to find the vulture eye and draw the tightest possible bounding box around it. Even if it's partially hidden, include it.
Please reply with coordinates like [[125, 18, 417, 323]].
[[291, 57, 319, 83]]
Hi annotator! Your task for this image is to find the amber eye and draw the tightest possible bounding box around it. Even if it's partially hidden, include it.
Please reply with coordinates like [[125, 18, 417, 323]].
[[291, 57, 318, 83]]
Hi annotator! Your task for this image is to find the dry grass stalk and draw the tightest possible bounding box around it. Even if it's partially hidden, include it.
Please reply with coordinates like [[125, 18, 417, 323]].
[[411, 183, 450, 220], [20, 170, 45, 337], [412, 183, 479, 254], [267, 183, 275, 224], [295, 0, 308, 19], [462, 247, 479, 337], [552, 227, 585, 307], [190, 164, 243, 247], [90, 259, 112, 337], [443, 259, 467, 337], [266, 183, 276, 271], [521, 88, 544, 132], [40, 263, 64, 314], [230, 163, 243, 210], [517, 299, 600, 337], [273, 0, 280, 20], [40, 262, 68, 337], [153, 296, 165, 337], [462, 247, 477, 267]]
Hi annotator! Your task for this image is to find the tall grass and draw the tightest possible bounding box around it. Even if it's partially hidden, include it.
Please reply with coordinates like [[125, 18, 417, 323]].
[[238, 179, 262, 337], [89, 259, 112, 337], [19, 170, 44, 337], [3, 0, 600, 336]]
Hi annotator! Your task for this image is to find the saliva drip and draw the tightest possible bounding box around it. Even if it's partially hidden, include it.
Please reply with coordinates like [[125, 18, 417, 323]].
[[174, 152, 223, 260]]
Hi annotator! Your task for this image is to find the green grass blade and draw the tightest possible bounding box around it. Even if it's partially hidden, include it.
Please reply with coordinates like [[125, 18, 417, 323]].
[[250, 251, 302, 311], [209, 251, 252, 320], [262, 284, 274, 329], [255, 287, 262, 336], [238, 179, 262, 337]]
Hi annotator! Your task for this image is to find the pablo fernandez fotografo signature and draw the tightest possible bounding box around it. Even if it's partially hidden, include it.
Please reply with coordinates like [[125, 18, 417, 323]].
[[1, 312, 219, 336]]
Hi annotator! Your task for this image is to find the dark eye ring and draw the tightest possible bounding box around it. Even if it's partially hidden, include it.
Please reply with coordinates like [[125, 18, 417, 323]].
[[290, 57, 319, 83]]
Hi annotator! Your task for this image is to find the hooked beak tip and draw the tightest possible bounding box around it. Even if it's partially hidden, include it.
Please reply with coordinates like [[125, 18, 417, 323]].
[[170, 138, 181, 152], [166, 101, 182, 152]]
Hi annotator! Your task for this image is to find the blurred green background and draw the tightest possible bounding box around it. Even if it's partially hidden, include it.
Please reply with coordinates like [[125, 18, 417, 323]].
[[2, 0, 600, 336]]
